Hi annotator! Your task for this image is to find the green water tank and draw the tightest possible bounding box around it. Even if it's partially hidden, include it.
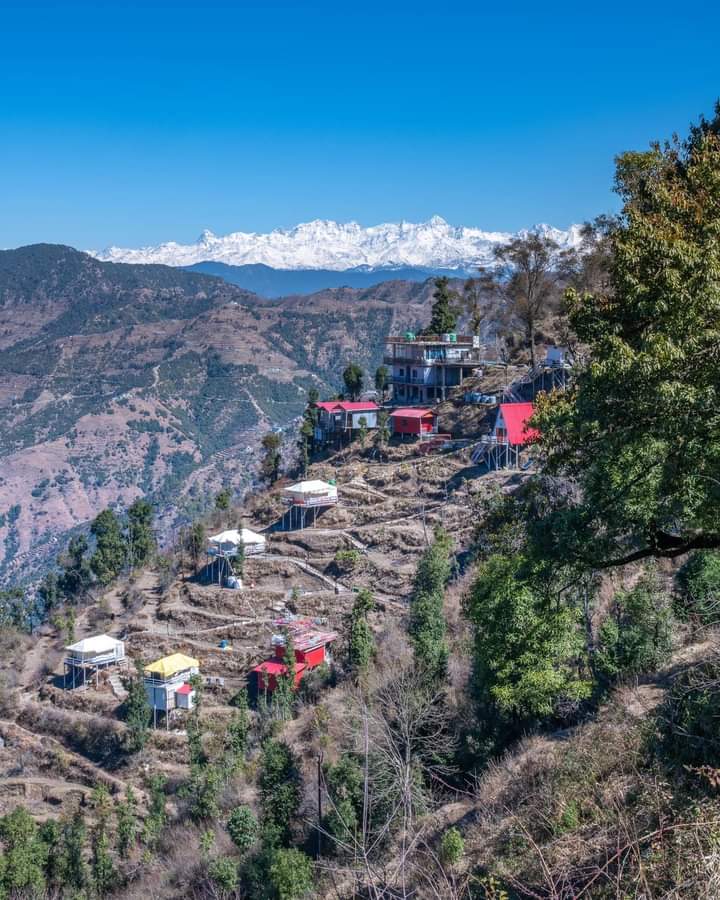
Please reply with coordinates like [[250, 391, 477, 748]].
[[404, 331, 416, 340]]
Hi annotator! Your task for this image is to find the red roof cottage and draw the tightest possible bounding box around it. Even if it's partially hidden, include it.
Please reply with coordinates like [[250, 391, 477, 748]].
[[473, 402, 539, 470], [251, 616, 338, 696], [493, 403, 539, 446], [390, 408, 438, 437], [314, 401, 379, 443]]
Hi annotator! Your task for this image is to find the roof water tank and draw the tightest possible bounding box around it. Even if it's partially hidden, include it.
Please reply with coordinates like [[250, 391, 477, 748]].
[[404, 331, 416, 341]]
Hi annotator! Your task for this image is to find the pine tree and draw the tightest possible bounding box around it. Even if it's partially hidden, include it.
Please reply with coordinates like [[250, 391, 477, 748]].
[[374, 365, 389, 401], [124, 660, 150, 754], [90, 508, 127, 585], [409, 527, 452, 686], [261, 433, 282, 483], [115, 786, 138, 856], [127, 498, 155, 568], [0, 807, 48, 896], [348, 588, 375, 675], [424, 276, 458, 335], [342, 363, 364, 400]]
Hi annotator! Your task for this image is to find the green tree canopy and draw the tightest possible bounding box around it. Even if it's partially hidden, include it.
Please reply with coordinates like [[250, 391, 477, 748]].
[[90, 509, 127, 585], [535, 108, 720, 570], [261, 432, 283, 484], [127, 498, 155, 568], [342, 363, 364, 400]]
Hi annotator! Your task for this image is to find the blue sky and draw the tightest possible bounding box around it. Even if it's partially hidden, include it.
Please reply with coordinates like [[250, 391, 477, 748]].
[[1, 0, 718, 249]]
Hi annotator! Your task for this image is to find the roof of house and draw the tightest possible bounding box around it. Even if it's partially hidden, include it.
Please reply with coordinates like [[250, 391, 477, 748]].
[[271, 616, 339, 652], [284, 479, 337, 495], [252, 660, 308, 676], [498, 403, 539, 445], [66, 634, 123, 655], [390, 408, 436, 419], [145, 653, 199, 679], [208, 528, 266, 548], [175, 683, 194, 695], [315, 401, 379, 413]]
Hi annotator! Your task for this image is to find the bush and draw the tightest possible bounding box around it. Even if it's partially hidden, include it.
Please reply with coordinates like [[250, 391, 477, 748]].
[[677, 551, 720, 625], [268, 848, 313, 900], [227, 805, 258, 853], [334, 549, 360, 573], [208, 856, 238, 894], [654, 660, 720, 769], [596, 571, 674, 683], [439, 826, 464, 867]]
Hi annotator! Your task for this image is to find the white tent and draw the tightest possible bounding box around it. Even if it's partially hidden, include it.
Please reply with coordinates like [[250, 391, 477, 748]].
[[208, 527, 266, 556], [65, 634, 125, 663], [283, 480, 338, 506]]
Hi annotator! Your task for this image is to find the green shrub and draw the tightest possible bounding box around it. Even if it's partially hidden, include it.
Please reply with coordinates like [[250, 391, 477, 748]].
[[227, 805, 258, 853], [439, 826, 464, 867], [654, 660, 720, 769], [208, 856, 239, 894], [596, 571, 674, 682], [677, 551, 720, 625], [268, 848, 313, 900]]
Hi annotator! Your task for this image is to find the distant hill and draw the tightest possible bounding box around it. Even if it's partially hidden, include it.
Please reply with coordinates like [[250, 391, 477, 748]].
[[0, 245, 458, 584], [183, 261, 474, 297]]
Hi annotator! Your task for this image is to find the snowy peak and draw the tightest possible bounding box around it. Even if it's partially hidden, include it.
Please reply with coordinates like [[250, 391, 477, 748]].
[[90, 217, 584, 272]]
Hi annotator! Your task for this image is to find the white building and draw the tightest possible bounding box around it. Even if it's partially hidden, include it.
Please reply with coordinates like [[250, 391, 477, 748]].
[[64, 634, 126, 690], [282, 480, 338, 529], [143, 652, 199, 727]]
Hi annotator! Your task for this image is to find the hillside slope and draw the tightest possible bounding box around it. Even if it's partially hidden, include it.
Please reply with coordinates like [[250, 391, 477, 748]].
[[0, 247, 444, 584]]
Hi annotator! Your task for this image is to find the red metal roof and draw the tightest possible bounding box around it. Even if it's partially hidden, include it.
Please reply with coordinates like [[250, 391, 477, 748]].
[[175, 683, 193, 695], [498, 403, 539, 445], [390, 408, 435, 419], [315, 401, 379, 413], [271, 617, 338, 652], [252, 660, 307, 676]]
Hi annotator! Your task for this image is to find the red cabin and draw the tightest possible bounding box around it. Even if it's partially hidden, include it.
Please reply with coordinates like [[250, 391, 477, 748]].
[[390, 408, 438, 437], [251, 617, 338, 694], [254, 659, 307, 692], [493, 403, 539, 447]]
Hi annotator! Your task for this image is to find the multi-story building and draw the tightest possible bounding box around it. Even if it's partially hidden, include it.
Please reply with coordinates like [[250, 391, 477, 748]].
[[384, 333, 483, 404]]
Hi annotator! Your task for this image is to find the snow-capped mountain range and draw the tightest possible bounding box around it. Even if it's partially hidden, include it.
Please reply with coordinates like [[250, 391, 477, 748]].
[[90, 216, 584, 272]]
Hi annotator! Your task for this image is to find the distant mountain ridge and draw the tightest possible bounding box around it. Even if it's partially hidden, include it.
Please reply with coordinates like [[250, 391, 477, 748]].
[[90, 216, 584, 272], [183, 261, 476, 298]]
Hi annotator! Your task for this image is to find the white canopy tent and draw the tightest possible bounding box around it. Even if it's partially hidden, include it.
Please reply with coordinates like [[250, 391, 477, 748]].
[[208, 528, 266, 556], [64, 634, 126, 690], [282, 480, 338, 529]]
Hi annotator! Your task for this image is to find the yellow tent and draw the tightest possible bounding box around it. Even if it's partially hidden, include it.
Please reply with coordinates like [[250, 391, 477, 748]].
[[144, 653, 199, 679]]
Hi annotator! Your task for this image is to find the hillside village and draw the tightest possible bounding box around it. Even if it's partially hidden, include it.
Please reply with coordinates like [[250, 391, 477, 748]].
[[1, 110, 720, 900]]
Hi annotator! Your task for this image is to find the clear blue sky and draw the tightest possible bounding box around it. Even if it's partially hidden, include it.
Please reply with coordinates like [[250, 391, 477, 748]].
[[1, 0, 718, 249]]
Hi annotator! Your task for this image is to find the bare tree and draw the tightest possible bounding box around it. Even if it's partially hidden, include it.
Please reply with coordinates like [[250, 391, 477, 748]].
[[493, 231, 563, 368], [314, 666, 458, 899]]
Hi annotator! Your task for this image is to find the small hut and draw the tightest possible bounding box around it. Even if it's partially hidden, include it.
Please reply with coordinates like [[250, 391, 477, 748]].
[[143, 652, 200, 728], [390, 407, 438, 438], [207, 527, 266, 584], [281, 479, 338, 530], [473, 402, 538, 469], [64, 635, 126, 690]]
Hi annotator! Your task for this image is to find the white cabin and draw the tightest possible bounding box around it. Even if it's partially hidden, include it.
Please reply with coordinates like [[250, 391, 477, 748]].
[[64, 635, 126, 689]]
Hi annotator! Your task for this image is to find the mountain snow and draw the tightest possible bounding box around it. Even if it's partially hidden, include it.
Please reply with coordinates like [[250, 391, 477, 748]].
[[89, 217, 585, 272]]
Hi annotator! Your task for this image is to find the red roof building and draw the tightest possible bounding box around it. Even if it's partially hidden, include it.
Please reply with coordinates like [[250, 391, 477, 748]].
[[251, 617, 338, 694], [494, 403, 539, 446], [390, 408, 438, 436], [253, 660, 307, 692], [314, 401, 380, 440]]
